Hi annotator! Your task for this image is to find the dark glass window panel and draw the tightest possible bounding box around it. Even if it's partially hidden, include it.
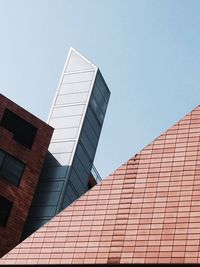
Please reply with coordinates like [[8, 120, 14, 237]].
[[1, 109, 37, 149], [0, 150, 5, 168], [0, 150, 25, 186], [0, 195, 12, 227]]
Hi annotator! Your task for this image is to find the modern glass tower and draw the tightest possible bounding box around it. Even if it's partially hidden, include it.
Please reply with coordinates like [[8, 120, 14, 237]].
[[22, 48, 110, 238]]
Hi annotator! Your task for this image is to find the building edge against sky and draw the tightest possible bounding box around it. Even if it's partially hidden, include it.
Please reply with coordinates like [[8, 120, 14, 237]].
[[2, 101, 200, 264], [21, 48, 110, 240], [0, 48, 110, 257], [2, 47, 200, 265]]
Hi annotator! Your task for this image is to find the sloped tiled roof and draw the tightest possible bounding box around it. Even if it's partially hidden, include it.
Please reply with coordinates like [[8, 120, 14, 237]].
[[1, 105, 200, 264]]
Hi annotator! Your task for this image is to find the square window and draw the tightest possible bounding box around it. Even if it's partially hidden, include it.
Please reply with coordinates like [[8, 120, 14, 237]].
[[1, 109, 37, 149], [0, 150, 5, 167], [0, 149, 25, 186], [0, 195, 13, 227]]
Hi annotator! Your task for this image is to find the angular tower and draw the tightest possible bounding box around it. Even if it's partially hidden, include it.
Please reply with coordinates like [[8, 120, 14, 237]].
[[22, 48, 110, 238]]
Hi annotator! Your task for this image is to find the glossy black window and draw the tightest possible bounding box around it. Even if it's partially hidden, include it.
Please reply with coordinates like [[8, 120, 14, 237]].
[[1, 109, 37, 149], [0, 195, 13, 227], [0, 149, 25, 186]]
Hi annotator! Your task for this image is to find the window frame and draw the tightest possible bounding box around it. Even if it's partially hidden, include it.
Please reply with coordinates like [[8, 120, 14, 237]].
[[0, 149, 25, 187], [0, 195, 13, 228], [0, 109, 38, 149]]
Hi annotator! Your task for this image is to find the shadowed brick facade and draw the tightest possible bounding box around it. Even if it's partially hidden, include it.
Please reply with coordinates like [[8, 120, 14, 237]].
[[1, 103, 200, 263], [0, 94, 53, 257]]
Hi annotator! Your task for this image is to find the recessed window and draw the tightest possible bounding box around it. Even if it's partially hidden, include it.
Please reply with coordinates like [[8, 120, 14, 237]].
[[0, 195, 13, 227], [1, 109, 37, 149], [88, 181, 93, 190], [0, 149, 25, 186]]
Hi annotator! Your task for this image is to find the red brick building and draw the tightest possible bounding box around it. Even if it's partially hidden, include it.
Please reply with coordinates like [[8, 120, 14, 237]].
[[0, 94, 53, 257], [1, 103, 200, 264]]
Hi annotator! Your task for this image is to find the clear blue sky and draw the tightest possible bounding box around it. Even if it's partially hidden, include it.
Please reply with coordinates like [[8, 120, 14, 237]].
[[1, 0, 200, 178]]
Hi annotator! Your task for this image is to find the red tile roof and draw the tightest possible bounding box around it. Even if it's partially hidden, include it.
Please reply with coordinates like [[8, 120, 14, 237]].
[[1, 105, 200, 264]]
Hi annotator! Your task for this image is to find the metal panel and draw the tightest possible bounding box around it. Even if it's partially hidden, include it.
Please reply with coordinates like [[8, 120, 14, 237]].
[[49, 141, 75, 154], [75, 143, 92, 171], [65, 183, 79, 203], [95, 73, 110, 99], [51, 153, 71, 165], [62, 71, 94, 84], [41, 166, 68, 179], [80, 130, 96, 160], [49, 116, 81, 129], [33, 191, 60, 206], [51, 128, 78, 141], [51, 105, 85, 117], [70, 168, 87, 194], [59, 81, 91, 95], [37, 181, 63, 192], [65, 50, 95, 72], [29, 206, 56, 218], [56, 92, 88, 105]]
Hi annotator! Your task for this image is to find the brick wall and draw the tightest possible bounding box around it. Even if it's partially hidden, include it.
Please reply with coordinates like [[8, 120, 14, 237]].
[[1, 104, 200, 264], [0, 94, 53, 257], [0, 104, 200, 264]]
